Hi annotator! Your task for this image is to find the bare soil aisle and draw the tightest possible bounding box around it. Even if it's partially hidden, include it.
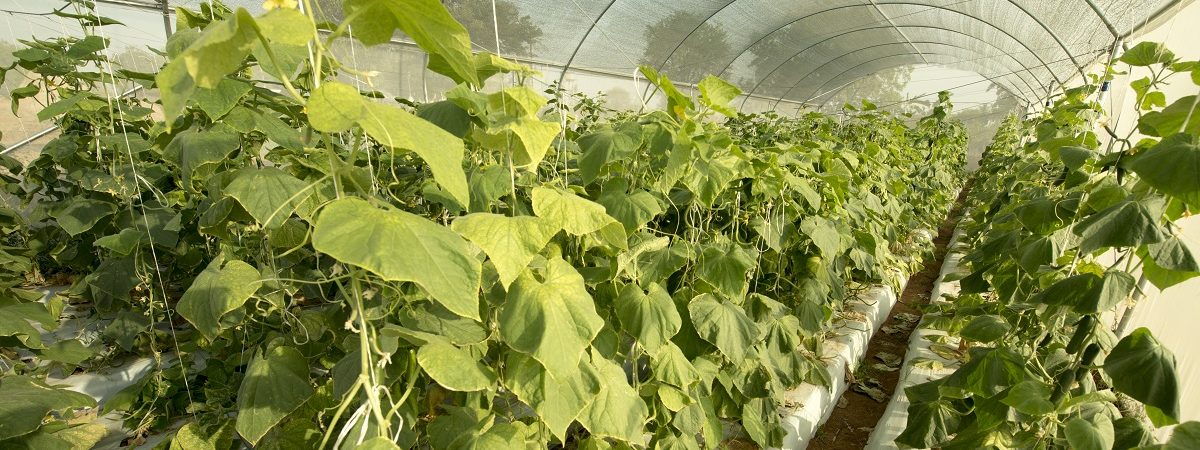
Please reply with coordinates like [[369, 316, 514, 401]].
[[807, 186, 971, 450]]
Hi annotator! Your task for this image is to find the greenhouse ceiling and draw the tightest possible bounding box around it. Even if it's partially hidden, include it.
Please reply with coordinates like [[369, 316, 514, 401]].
[[81, 0, 1196, 107]]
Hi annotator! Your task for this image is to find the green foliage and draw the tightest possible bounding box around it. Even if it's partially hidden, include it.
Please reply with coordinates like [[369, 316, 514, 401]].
[[900, 43, 1200, 449], [0, 1, 968, 448], [236, 346, 314, 445], [312, 198, 482, 320]]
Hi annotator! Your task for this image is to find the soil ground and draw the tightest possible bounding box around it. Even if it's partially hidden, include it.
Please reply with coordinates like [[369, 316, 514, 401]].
[[807, 186, 970, 450]]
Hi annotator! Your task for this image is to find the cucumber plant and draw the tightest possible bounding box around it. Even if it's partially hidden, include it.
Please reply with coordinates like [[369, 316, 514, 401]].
[[0, 0, 967, 448], [899, 43, 1200, 449]]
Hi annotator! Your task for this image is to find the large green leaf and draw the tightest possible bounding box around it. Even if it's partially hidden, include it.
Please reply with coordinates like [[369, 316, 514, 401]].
[[171, 420, 235, 450], [688, 294, 757, 362], [39, 339, 96, 366], [895, 399, 961, 449], [481, 117, 560, 169], [1104, 327, 1180, 422], [1034, 273, 1101, 307], [176, 256, 261, 341], [426, 408, 486, 450], [417, 101, 472, 138], [225, 167, 311, 229], [417, 342, 496, 392], [36, 92, 89, 122], [312, 198, 482, 320], [1065, 415, 1114, 450], [253, 8, 314, 46], [1159, 421, 1200, 449], [162, 128, 241, 190], [682, 151, 740, 206], [451, 213, 558, 289], [1075, 270, 1135, 314], [1139, 237, 1200, 290], [236, 346, 314, 446], [480, 87, 557, 159], [190, 78, 252, 119], [0, 303, 51, 349], [636, 241, 692, 285], [1120, 42, 1176, 66], [306, 82, 363, 133], [1138, 96, 1200, 137], [958, 315, 1010, 343], [1058, 146, 1097, 171], [357, 101, 470, 207], [1014, 197, 1068, 235], [577, 123, 642, 184], [1001, 380, 1055, 416], [1073, 200, 1168, 253], [615, 283, 681, 354], [1129, 133, 1200, 205], [157, 9, 258, 121], [0, 376, 96, 441], [21, 423, 108, 450], [598, 181, 664, 233], [397, 303, 488, 346], [531, 187, 619, 236], [579, 354, 649, 443], [1148, 236, 1200, 272], [651, 343, 701, 389], [501, 352, 600, 443], [944, 348, 1027, 397], [305, 82, 470, 206], [342, 0, 477, 87], [697, 241, 758, 300], [1112, 417, 1155, 450], [51, 199, 116, 236], [801, 217, 842, 257], [698, 75, 741, 118], [742, 398, 783, 448], [500, 257, 604, 379]]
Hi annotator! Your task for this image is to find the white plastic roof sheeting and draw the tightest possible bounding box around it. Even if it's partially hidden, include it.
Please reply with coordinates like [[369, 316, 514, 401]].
[[2, 0, 1186, 111], [154, 1, 1175, 105]]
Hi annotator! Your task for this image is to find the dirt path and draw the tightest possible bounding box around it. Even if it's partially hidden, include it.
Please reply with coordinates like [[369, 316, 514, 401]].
[[807, 186, 970, 450]]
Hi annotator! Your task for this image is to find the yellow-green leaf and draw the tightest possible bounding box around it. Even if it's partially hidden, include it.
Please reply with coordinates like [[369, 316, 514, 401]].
[[312, 198, 482, 320], [450, 213, 559, 289], [500, 257, 603, 379]]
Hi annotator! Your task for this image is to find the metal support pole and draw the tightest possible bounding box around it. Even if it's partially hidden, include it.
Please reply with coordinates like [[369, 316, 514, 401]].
[[159, 0, 172, 38], [1082, 0, 1121, 38], [1, 86, 142, 155]]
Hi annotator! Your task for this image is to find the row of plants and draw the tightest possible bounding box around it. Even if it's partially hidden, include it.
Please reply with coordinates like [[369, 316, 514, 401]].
[[0, 0, 966, 448], [897, 42, 1200, 449]]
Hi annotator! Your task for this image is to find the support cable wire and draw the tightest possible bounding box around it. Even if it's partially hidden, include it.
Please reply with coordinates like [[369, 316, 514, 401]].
[[767, 39, 1086, 110], [738, 6, 1070, 110], [556, 0, 638, 90], [745, 24, 1050, 111], [784, 52, 1031, 113], [720, 0, 1067, 94], [2, 86, 143, 155], [795, 39, 1103, 106], [637, 0, 738, 109], [816, 47, 1108, 114], [712, 0, 976, 79], [1001, 0, 1088, 81], [93, 11, 197, 412], [811, 48, 1103, 111], [1083, 0, 1122, 38], [868, 0, 928, 63]]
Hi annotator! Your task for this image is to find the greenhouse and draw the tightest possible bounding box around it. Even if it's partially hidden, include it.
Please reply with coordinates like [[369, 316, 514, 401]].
[[0, 0, 1198, 448]]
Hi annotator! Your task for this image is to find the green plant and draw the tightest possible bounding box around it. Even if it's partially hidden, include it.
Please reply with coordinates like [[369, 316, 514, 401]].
[[0, 1, 968, 448], [898, 42, 1200, 449]]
